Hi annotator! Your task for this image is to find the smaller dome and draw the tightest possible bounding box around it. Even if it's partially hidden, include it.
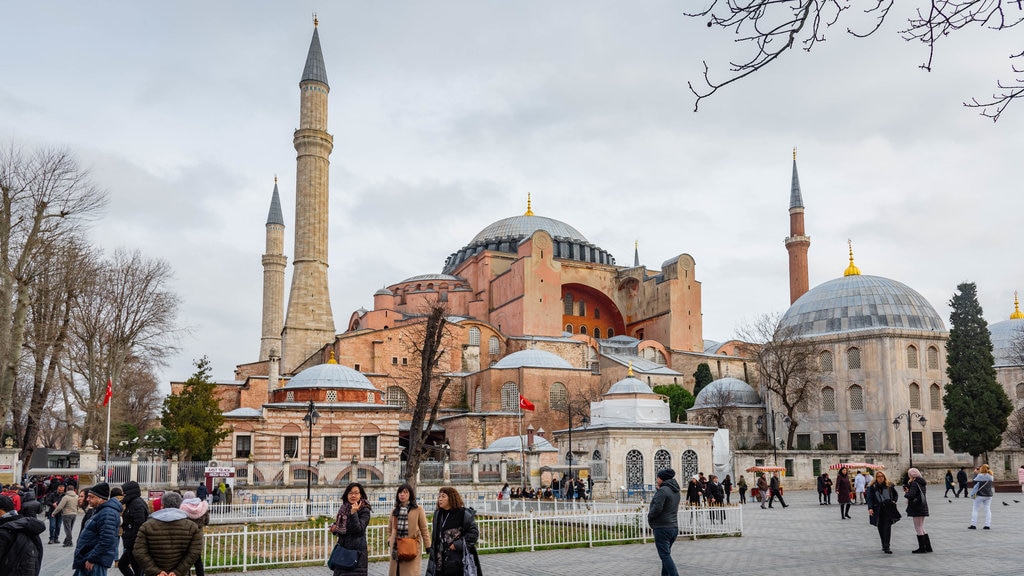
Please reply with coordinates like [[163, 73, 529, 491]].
[[989, 318, 1024, 366], [469, 435, 557, 454], [286, 362, 377, 391], [606, 376, 653, 395], [692, 378, 762, 409], [493, 350, 574, 369], [398, 273, 464, 285], [374, 287, 393, 296]]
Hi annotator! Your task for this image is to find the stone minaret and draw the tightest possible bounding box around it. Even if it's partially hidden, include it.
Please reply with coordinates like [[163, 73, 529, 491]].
[[260, 177, 287, 361], [785, 148, 810, 304], [281, 20, 335, 372]]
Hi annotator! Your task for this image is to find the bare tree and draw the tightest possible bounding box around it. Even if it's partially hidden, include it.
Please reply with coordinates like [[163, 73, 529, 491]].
[[0, 144, 106, 428], [736, 312, 823, 449], [1004, 407, 1024, 450], [686, 1, 1024, 121], [1009, 324, 1024, 367], [700, 385, 737, 428]]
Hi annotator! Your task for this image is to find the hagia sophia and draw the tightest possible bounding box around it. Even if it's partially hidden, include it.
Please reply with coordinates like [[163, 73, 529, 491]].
[[175, 23, 1024, 493]]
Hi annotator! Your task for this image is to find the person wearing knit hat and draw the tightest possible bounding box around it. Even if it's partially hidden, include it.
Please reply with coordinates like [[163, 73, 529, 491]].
[[73, 482, 122, 576], [88, 483, 111, 501], [904, 467, 931, 553], [648, 469, 681, 576]]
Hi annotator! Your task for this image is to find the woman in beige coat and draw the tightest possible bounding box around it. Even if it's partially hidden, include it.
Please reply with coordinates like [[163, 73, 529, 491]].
[[387, 483, 431, 576]]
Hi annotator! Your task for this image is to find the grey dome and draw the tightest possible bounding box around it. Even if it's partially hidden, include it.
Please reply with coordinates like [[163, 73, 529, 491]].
[[606, 376, 653, 395], [469, 435, 557, 454], [398, 273, 464, 285], [493, 350, 573, 369], [374, 287, 393, 296], [780, 275, 945, 337], [989, 318, 1024, 366], [471, 215, 588, 244], [692, 378, 762, 409], [286, 362, 377, 391]]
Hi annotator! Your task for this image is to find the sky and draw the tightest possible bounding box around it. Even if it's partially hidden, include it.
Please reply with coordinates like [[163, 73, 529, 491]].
[[3, 1, 1022, 390]]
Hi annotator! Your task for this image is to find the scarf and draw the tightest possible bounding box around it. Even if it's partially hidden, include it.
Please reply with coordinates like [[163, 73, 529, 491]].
[[335, 499, 370, 535], [396, 504, 410, 538]]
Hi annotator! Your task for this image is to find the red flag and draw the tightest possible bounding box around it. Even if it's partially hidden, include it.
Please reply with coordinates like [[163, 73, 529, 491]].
[[103, 377, 112, 407], [519, 394, 535, 411]]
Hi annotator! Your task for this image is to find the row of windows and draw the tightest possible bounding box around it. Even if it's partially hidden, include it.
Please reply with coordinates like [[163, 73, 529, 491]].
[[467, 328, 502, 355], [624, 449, 700, 488], [820, 385, 865, 411], [562, 294, 601, 319], [235, 434, 378, 460], [819, 345, 940, 372], [564, 324, 614, 338]]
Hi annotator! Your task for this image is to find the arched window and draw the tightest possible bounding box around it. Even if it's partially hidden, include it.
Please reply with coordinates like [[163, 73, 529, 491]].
[[593, 328, 601, 339], [592, 449, 602, 461], [501, 382, 519, 411], [563, 294, 574, 315], [847, 347, 861, 370], [927, 346, 939, 370], [681, 449, 699, 479], [930, 383, 941, 410], [822, 386, 836, 412], [1017, 382, 1024, 399], [607, 328, 615, 337], [654, 449, 672, 473], [579, 325, 588, 335], [819, 351, 834, 372], [488, 336, 500, 355], [578, 301, 586, 316], [474, 385, 483, 412], [468, 327, 481, 346], [625, 450, 644, 489], [735, 416, 744, 431], [849, 385, 864, 411], [907, 345, 919, 369], [386, 386, 408, 408], [746, 415, 753, 431], [565, 323, 573, 333], [549, 382, 567, 411], [909, 383, 921, 409]]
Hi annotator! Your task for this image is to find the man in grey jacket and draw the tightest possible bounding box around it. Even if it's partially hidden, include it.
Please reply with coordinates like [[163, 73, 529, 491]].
[[647, 468, 681, 576]]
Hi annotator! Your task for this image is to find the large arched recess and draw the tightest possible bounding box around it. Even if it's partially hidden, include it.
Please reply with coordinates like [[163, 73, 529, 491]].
[[560, 283, 625, 337]]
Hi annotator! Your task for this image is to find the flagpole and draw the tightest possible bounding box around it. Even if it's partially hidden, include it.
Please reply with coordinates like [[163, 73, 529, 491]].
[[518, 404, 525, 490], [104, 377, 112, 481]]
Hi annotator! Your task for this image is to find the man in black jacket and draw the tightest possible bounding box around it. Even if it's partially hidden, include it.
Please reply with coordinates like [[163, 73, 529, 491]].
[[648, 469, 681, 576], [42, 483, 64, 544], [768, 472, 788, 508], [118, 481, 149, 576], [0, 494, 46, 576], [956, 467, 969, 498]]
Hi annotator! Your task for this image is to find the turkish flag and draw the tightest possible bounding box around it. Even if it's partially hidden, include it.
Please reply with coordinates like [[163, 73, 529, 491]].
[[519, 394, 535, 411], [102, 377, 112, 407]]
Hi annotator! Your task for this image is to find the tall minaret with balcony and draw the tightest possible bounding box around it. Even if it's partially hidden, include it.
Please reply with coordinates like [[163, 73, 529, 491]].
[[260, 177, 287, 361], [785, 148, 811, 304], [281, 19, 336, 372]]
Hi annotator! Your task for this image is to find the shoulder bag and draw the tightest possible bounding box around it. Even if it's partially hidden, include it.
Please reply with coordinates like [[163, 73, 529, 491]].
[[397, 537, 420, 562], [328, 544, 359, 570]]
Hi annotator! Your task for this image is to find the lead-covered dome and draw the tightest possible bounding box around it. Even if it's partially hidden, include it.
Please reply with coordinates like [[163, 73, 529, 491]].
[[990, 318, 1024, 367], [692, 377, 762, 409], [781, 275, 945, 337], [286, 362, 378, 391], [493, 349, 574, 369]]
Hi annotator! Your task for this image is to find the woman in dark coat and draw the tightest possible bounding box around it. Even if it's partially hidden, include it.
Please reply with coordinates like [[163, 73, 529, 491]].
[[428, 486, 482, 576], [866, 470, 899, 554], [836, 468, 852, 520], [904, 467, 931, 553], [331, 482, 372, 576]]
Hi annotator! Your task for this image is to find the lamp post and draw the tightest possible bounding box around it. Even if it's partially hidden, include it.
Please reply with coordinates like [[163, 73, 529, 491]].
[[566, 409, 590, 486], [756, 411, 791, 464], [302, 399, 320, 514], [892, 410, 927, 469]]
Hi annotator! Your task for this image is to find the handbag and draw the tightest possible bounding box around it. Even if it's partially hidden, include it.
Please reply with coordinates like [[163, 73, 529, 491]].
[[397, 537, 420, 562], [328, 544, 359, 570], [887, 500, 902, 524]]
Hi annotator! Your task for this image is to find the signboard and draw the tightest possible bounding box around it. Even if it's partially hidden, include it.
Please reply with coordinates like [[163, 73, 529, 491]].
[[204, 466, 236, 478]]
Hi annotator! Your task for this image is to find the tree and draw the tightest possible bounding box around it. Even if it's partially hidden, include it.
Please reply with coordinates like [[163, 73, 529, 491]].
[[686, 1, 1024, 121], [697, 383, 737, 428], [944, 282, 1013, 460], [653, 384, 695, 423], [161, 356, 229, 460], [693, 363, 715, 397], [737, 313, 823, 449], [1003, 407, 1024, 451]]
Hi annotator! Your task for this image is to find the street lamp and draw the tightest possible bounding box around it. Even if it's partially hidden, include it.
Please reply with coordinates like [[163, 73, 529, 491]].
[[302, 399, 320, 512], [892, 410, 927, 469], [566, 410, 590, 487], [756, 412, 791, 464]]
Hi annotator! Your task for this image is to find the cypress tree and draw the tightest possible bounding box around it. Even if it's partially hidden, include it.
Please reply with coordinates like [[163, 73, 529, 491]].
[[693, 363, 715, 397], [943, 282, 1013, 459]]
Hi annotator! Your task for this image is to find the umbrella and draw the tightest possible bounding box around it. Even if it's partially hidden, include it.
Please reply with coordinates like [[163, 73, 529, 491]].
[[745, 466, 786, 473], [829, 462, 886, 470]]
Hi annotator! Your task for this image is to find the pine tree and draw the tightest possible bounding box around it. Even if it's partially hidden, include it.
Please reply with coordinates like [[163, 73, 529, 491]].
[[161, 356, 229, 460], [944, 283, 1013, 459], [653, 384, 695, 422], [693, 363, 715, 397]]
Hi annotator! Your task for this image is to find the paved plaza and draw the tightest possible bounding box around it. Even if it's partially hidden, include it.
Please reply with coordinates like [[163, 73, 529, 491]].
[[37, 489, 1024, 576]]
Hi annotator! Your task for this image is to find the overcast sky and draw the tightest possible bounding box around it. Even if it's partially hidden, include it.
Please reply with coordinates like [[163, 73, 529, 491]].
[[4, 1, 1022, 389]]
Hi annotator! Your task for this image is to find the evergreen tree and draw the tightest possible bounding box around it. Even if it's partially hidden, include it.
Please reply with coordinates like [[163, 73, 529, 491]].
[[944, 283, 1012, 459], [653, 384, 695, 423], [693, 363, 715, 396], [161, 356, 229, 460]]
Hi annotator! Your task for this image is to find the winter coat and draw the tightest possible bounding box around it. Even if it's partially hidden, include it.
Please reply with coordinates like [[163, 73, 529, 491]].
[[970, 473, 995, 497], [73, 497, 123, 570], [836, 473, 852, 504], [52, 492, 79, 517], [705, 481, 725, 505], [0, 513, 46, 576], [427, 508, 481, 576], [133, 508, 203, 576], [42, 491, 63, 518], [685, 479, 702, 504], [866, 482, 899, 526], [120, 481, 150, 551], [905, 477, 929, 517], [647, 478, 681, 529], [19, 494, 42, 518], [387, 505, 430, 576], [332, 502, 371, 576]]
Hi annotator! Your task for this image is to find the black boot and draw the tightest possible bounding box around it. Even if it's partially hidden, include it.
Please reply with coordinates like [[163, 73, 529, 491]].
[[923, 534, 932, 553], [912, 534, 926, 553]]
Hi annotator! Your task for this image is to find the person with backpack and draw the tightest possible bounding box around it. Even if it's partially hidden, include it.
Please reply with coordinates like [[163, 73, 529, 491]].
[[0, 494, 46, 576]]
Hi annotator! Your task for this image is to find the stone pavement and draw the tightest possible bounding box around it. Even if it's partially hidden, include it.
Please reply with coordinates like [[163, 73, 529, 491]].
[[37, 489, 1024, 576]]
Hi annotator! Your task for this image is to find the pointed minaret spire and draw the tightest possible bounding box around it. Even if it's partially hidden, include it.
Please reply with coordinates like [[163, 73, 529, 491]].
[[784, 148, 811, 303], [302, 17, 329, 87], [266, 176, 284, 226], [260, 177, 287, 361], [843, 240, 861, 276], [633, 240, 639, 267], [1011, 291, 1024, 320], [524, 193, 535, 216]]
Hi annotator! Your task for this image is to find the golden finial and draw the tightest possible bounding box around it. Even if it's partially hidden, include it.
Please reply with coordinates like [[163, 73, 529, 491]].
[[1011, 291, 1024, 320], [843, 240, 861, 276], [793, 147, 797, 161], [627, 361, 634, 377], [634, 240, 638, 249], [524, 193, 535, 216], [313, 13, 318, 27], [327, 350, 338, 364], [274, 175, 278, 184]]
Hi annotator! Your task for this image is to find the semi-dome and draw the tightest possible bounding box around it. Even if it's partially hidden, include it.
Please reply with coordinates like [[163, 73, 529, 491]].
[[286, 362, 377, 391], [606, 376, 653, 395], [692, 377, 762, 409], [493, 349, 574, 369], [780, 275, 945, 337]]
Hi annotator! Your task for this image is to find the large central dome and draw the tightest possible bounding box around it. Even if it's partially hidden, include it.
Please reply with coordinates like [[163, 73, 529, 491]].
[[781, 274, 945, 337], [470, 215, 588, 244]]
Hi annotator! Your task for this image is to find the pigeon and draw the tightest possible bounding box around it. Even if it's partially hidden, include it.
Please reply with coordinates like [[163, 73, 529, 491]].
[[947, 499, 953, 503], [1014, 500, 1020, 503], [1002, 501, 1010, 506]]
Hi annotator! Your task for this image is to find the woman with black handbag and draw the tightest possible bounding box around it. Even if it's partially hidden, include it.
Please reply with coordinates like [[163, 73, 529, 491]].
[[388, 483, 430, 576], [329, 482, 371, 576], [866, 470, 900, 554], [428, 487, 482, 576]]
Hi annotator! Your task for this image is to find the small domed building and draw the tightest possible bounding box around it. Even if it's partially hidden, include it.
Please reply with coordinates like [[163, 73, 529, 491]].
[[687, 377, 765, 449]]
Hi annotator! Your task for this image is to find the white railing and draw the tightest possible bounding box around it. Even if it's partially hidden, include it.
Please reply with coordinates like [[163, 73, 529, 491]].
[[98, 460, 131, 484], [202, 503, 742, 571]]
